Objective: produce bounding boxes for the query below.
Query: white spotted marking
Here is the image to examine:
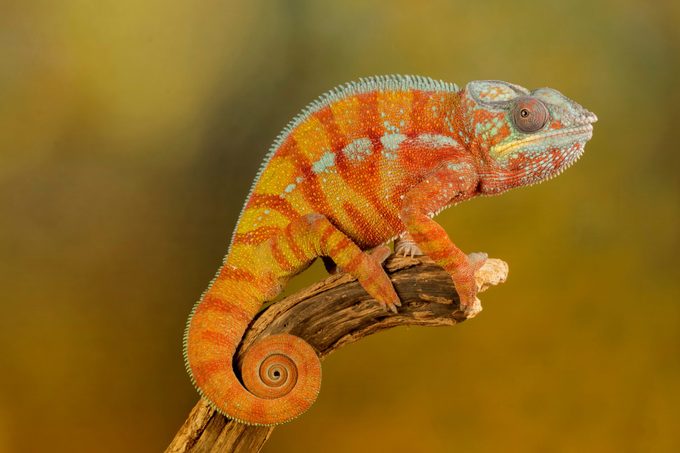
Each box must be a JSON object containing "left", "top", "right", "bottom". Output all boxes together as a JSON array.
[
  {"left": 380, "top": 133, "right": 407, "bottom": 151},
  {"left": 311, "top": 151, "right": 336, "bottom": 174},
  {"left": 342, "top": 138, "right": 373, "bottom": 161},
  {"left": 416, "top": 133, "right": 461, "bottom": 148},
  {"left": 447, "top": 162, "right": 472, "bottom": 175}
]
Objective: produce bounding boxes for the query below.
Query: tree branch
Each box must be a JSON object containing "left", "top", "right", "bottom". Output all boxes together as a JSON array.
[{"left": 165, "top": 255, "right": 508, "bottom": 453}]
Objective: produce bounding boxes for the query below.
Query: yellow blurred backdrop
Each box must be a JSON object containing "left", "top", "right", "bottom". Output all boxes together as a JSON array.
[{"left": 1, "top": 1, "right": 678, "bottom": 452}]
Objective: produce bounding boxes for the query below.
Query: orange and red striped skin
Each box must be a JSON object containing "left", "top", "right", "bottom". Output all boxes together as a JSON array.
[
  {"left": 184, "top": 76, "right": 597, "bottom": 425},
  {"left": 185, "top": 82, "right": 474, "bottom": 425}
]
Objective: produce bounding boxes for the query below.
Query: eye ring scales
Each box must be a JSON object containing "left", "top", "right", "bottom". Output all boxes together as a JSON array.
[{"left": 512, "top": 97, "right": 549, "bottom": 133}]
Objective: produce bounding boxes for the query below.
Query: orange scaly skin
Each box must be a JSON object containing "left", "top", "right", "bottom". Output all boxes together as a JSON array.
[{"left": 184, "top": 75, "right": 597, "bottom": 425}]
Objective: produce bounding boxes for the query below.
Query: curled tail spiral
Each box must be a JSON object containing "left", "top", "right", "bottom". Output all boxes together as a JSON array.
[{"left": 184, "top": 270, "right": 321, "bottom": 425}]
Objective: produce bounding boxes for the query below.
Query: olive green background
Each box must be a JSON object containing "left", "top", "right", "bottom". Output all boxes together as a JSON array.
[{"left": 1, "top": 1, "right": 678, "bottom": 452}]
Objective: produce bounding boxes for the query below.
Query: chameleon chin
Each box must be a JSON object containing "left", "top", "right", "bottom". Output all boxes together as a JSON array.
[{"left": 183, "top": 75, "right": 597, "bottom": 425}]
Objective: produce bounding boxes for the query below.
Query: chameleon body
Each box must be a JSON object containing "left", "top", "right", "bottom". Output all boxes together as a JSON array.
[{"left": 184, "top": 75, "right": 597, "bottom": 425}]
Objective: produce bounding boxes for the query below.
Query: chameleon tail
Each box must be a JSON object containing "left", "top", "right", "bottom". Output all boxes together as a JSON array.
[{"left": 183, "top": 268, "right": 321, "bottom": 425}]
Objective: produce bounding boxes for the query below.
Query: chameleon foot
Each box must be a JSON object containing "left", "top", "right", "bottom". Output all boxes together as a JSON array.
[
  {"left": 367, "top": 249, "right": 401, "bottom": 313},
  {"left": 452, "top": 252, "right": 488, "bottom": 317},
  {"left": 394, "top": 233, "right": 423, "bottom": 258},
  {"left": 378, "top": 298, "right": 401, "bottom": 314}
]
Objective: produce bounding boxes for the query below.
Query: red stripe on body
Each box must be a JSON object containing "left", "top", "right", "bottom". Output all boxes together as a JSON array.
[
  {"left": 315, "top": 106, "right": 356, "bottom": 220},
  {"left": 342, "top": 202, "right": 384, "bottom": 247},
  {"left": 217, "top": 266, "right": 258, "bottom": 285},
  {"left": 319, "top": 99, "right": 397, "bottom": 238},
  {"left": 198, "top": 294, "right": 253, "bottom": 324},
  {"left": 408, "top": 89, "right": 435, "bottom": 134},
  {"left": 232, "top": 226, "right": 282, "bottom": 246},
  {"left": 247, "top": 194, "right": 301, "bottom": 221},
  {"left": 286, "top": 136, "right": 336, "bottom": 220},
  {"left": 314, "top": 107, "right": 347, "bottom": 151},
  {"left": 270, "top": 236, "right": 295, "bottom": 272},
  {"left": 191, "top": 358, "right": 231, "bottom": 384},
  {"left": 197, "top": 330, "right": 231, "bottom": 347},
  {"left": 352, "top": 91, "right": 403, "bottom": 231},
  {"left": 283, "top": 224, "right": 309, "bottom": 263}
]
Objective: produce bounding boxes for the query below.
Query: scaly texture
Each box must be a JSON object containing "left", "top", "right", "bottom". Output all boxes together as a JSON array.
[{"left": 184, "top": 75, "right": 597, "bottom": 425}]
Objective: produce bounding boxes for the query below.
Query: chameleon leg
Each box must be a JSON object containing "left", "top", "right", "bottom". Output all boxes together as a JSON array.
[
  {"left": 368, "top": 245, "right": 392, "bottom": 264},
  {"left": 400, "top": 161, "right": 487, "bottom": 315},
  {"left": 401, "top": 211, "right": 487, "bottom": 315},
  {"left": 287, "top": 213, "right": 401, "bottom": 312},
  {"left": 322, "top": 245, "right": 391, "bottom": 275}
]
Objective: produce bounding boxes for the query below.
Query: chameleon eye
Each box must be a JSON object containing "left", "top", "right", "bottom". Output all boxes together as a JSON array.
[{"left": 512, "top": 97, "right": 549, "bottom": 133}]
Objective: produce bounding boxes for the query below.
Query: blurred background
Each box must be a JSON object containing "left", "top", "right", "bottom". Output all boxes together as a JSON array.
[{"left": 1, "top": 0, "right": 678, "bottom": 451}]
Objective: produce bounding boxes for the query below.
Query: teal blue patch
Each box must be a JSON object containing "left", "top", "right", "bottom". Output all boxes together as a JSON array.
[{"left": 476, "top": 115, "right": 506, "bottom": 137}]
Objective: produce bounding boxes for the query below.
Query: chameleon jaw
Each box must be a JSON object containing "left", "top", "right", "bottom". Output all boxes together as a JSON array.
[{"left": 491, "top": 123, "right": 594, "bottom": 160}]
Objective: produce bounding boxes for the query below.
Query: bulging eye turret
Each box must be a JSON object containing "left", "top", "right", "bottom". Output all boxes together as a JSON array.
[{"left": 511, "top": 97, "right": 549, "bottom": 133}]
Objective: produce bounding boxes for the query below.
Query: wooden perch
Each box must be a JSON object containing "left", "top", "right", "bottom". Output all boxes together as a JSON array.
[{"left": 165, "top": 255, "right": 508, "bottom": 453}]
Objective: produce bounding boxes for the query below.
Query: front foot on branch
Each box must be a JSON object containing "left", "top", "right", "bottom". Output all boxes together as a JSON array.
[{"left": 452, "top": 252, "right": 488, "bottom": 318}]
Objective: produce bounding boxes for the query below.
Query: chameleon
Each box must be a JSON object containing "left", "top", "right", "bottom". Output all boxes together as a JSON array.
[{"left": 184, "top": 75, "right": 597, "bottom": 425}]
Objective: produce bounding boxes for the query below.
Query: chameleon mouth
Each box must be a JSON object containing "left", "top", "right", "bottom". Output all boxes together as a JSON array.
[
  {"left": 492, "top": 123, "right": 594, "bottom": 159},
  {"left": 481, "top": 120, "right": 595, "bottom": 195}
]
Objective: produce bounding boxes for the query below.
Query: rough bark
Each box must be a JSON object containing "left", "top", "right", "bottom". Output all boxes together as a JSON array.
[{"left": 165, "top": 255, "right": 508, "bottom": 453}]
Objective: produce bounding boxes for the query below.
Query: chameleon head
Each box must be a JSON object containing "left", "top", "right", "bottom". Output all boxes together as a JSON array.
[{"left": 461, "top": 80, "right": 597, "bottom": 194}]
